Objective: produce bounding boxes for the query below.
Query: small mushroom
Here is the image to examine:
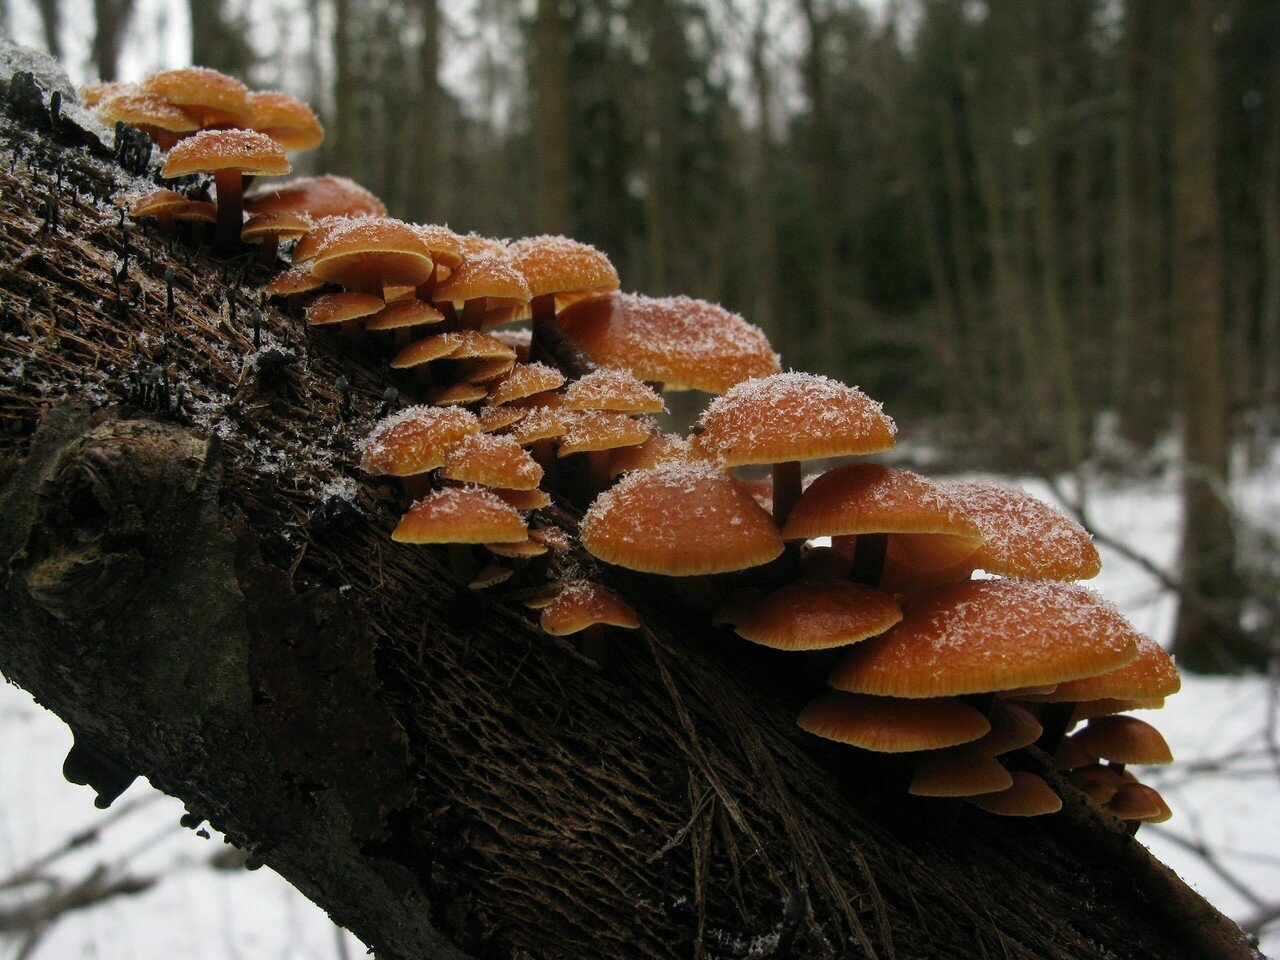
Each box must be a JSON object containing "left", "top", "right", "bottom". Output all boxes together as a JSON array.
[
  {"left": 968, "top": 772, "right": 1062, "bottom": 817},
  {"left": 1071, "top": 716, "right": 1173, "bottom": 767},
  {"left": 907, "top": 744, "right": 1013, "bottom": 798}
]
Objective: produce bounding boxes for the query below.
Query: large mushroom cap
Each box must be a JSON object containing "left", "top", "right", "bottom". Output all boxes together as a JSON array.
[
  {"left": 97, "top": 92, "right": 200, "bottom": 138},
  {"left": 580, "top": 462, "right": 783, "bottom": 576},
  {"left": 161, "top": 128, "right": 291, "bottom": 179},
  {"left": 562, "top": 367, "right": 665, "bottom": 414},
  {"left": 798, "top": 691, "right": 991, "bottom": 753},
  {"left": 558, "top": 293, "right": 780, "bottom": 393},
  {"left": 507, "top": 235, "right": 620, "bottom": 299},
  {"left": 731, "top": 579, "right": 902, "bottom": 651},
  {"left": 1037, "top": 632, "right": 1181, "bottom": 702},
  {"left": 692, "top": 373, "right": 896, "bottom": 466},
  {"left": 311, "top": 216, "right": 436, "bottom": 291},
  {"left": 968, "top": 772, "right": 1062, "bottom": 817},
  {"left": 359, "top": 405, "right": 480, "bottom": 477},
  {"left": 393, "top": 486, "right": 527, "bottom": 544},
  {"left": 141, "top": 66, "right": 251, "bottom": 127},
  {"left": 1072, "top": 716, "right": 1173, "bottom": 766},
  {"left": 247, "top": 90, "right": 325, "bottom": 152},
  {"left": 939, "top": 480, "right": 1101, "bottom": 581},
  {"left": 245, "top": 175, "right": 386, "bottom": 220},
  {"left": 441, "top": 433, "right": 543, "bottom": 490},
  {"left": 783, "top": 464, "right": 983, "bottom": 570},
  {"left": 540, "top": 580, "right": 640, "bottom": 636},
  {"left": 829, "top": 579, "right": 1140, "bottom": 698},
  {"left": 433, "top": 253, "right": 531, "bottom": 306}
]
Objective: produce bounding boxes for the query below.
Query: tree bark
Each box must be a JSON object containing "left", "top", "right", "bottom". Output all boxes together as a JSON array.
[
  {"left": 1168, "top": 0, "right": 1251, "bottom": 672},
  {"left": 0, "top": 56, "right": 1262, "bottom": 960}
]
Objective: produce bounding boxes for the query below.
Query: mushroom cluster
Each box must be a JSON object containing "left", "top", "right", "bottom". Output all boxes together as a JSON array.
[
  {"left": 91, "top": 67, "right": 325, "bottom": 248},
  {"left": 110, "top": 73, "right": 1181, "bottom": 825}
]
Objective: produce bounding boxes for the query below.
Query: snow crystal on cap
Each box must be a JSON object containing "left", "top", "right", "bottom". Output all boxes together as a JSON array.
[
  {"left": 938, "top": 480, "right": 1100, "bottom": 580},
  {"left": 695, "top": 372, "right": 896, "bottom": 465},
  {"left": 563, "top": 366, "right": 665, "bottom": 412},
  {"left": 358, "top": 404, "right": 478, "bottom": 473},
  {"left": 314, "top": 215, "right": 425, "bottom": 257},
  {"left": 507, "top": 235, "right": 619, "bottom": 296}
]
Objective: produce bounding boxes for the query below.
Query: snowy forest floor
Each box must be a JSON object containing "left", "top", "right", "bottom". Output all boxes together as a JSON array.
[{"left": 2, "top": 454, "right": 1278, "bottom": 960}]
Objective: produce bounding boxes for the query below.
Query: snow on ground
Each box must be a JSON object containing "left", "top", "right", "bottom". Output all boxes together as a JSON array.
[{"left": 1, "top": 465, "right": 1277, "bottom": 958}]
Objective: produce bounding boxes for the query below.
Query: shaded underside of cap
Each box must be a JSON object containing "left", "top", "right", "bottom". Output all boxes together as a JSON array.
[
  {"left": 540, "top": 580, "right": 640, "bottom": 635},
  {"left": 968, "top": 772, "right": 1062, "bottom": 816},
  {"left": 798, "top": 690, "right": 990, "bottom": 753},
  {"left": 908, "top": 744, "right": 1013, "bottom": 797},
  {"left": 392, "top": 486, "right": 528, "bottom": 544},
  {"left": 732, "top": 579, "right": 902, "bottom": 651}
]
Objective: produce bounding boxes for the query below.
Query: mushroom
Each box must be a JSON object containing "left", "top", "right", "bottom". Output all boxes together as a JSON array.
[
  {"left": 96, "top": 92, "right": 199, "bottom": 149},
  {"left": 562, "top": 367, "right": 665, "bottom": 414},
  {"left": 241, "top": 211, "right": 311, "bottom": 264},
  {"left": 161, "top": 129, "right": 291, "bottom": 247},
  {"left": 609, "top": 431, "right": 691, "bottom": 479},
  {"left": 80, "top": 80, "right": 133, "bottom": 108},
  {"left": 539, "top": 579, "right": 640, "bottom": 665},
  {"left": 440, "top": 433, "right": 543, "bottom": 491},
  {"left": 1108, "top": 782, "right": 1172, "bottom": 823},
  {"left": 359, "top": 404, "right": 480, "bottom": 498},
  {"left": 727, "top": 579, "right": 901, "bottom": 652},
  {"left": 580, "top": 462, "right": 783, "bottom": 576},
  {"left": 1068, "top": 765, "right": 1124, "bottom": 804},
  {"left": 310, "top": 216, "right": 436, "bottom": 299},
  {"left": 1054, "top": 737, "right": 1098, "bottom": 772},
  {"left": 364, "top": 298, "right": 446, "bottom": 349},
  {"left": 392, "top": 485, "right": 528, "bottom": 545},
  {"left": 469, "top": 564, "right": 514, "bottom": 590},
  {"left": 245, "top": 174, "right": 386, "bottom": 220},
  {"left": 828, "top": 580, "right": 1140, "bottom": 699},
  {"left": 304, "top": 292, "right": 384, "bottom": 332},
  {"left": 130, "top": 188, "right": 192, "bottom": 230},
  {"left": 140, "top": 66, "right": 253, "bottom": 128},
  {"left": 506, "top": 234, "right": 620, "bottom": 330},
  {"left": 492, "top": 488, "right": 552, "bottom": 511},
  {"left": 974, "top": 701, "right": 1043, "bottom": 755},
  {"left": 488, "top": 362, "right": 567, "bottom": 406},
  {"left": 477, "top": 406, "right": 527, "bottom": 433},
  {"left": 968, "top": 772, "right": 1062, "bottom": 817},
  {"left": 1071, "top": 716, "right": 1173, "bottom": 767},
  {"left": 412, "top": 225, "right": 466, "bottom": 295},
  {"left": 907, "top": 744, "right": 1014, "bottom": 798},
  {"left": 797, "top": 691, "right": 991, "bottom": 753},
  {"left": 430, "top": 252, "right": 530, "bottom": 328},
  {"left": 557, "top": 293, "right": 781, "bottom": 394},
  {"left": 246, "top": 90, "right": 325, "bottom": 152},
  {"left": 557, "top": 411, "right": 651, "bottom": 495},
  {"left": 428, "top": 383, "right": 489, "bottom": 407},
  {"left": 692, "top": 372, "right": 898, "bottom": 525}
]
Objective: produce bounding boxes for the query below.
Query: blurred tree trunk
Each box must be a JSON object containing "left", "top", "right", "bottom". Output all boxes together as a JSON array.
[
  {"left": 1256, "top": 81, "right": 1280, "bottom": 465},
  {"left": 187, "top": 0, "right": 252, "bottom": 76},
  {"left": 532, "top": 0, "right": 572, "bottom": 235},
  {"left": 329, "top": 0, "right": 358, "bottom": 179},
  {"left": 33, "top": 0, "right": 61, "bottom": 62},
  {"left": 89, "top": 0, "right": 133, "bottom": 82},
  {"left": 413, "top": 0, "right": 443, "bottom": 222},
  {"left": 634, "top": 0, "right": 679, "bottom": 295},
  {"left": 798, "top": 0, "right": 841, "bottom": 374},
  {"left": 1169, "top": 0, "right": 1252, "bottom": 671},
  {"left": 746, "top": 8, "right": 779, "bottom": 349},
  {"left": 1115, "top": 0, "right": 1166, "bottom": 451}
]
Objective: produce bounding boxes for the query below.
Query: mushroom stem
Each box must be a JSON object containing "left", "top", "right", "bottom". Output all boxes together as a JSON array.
[
  {"left": 461, "top": 297, "right": 486, "bottom": 331},
  {"left": 212, "top": 169, "right": 244, "bottom": 250},
  {"left": 848, "top": 533, "right": 888, "bottom": 588},
  {"left": 586, "top": 450, "right": 612, "bottom": 498},
  {"left": 402, "top": 474, "right": 433, "bottom": 501},
  {"left": 772, "top": 460, "right": 802, "bottom": 525},
  {"left": 579, "top": 624, "right": 610, "bottom": 669},
  {"left": 256, "top": 234, "right": 280, "bottom": 266},
  {"left": 447, "top": 544, "right": 477, "bottom": 584},
  {"left": 1035, "top": 701, "right": 1076, "bottom": 754}
]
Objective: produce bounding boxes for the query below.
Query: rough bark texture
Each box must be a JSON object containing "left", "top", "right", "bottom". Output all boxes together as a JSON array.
[{"left": 0, "top": 52, "right": 1262, "bottom": 960}]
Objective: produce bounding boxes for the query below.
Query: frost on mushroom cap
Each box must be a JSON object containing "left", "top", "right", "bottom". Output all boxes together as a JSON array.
[
  {"left": 413, "top": 225, "right": 466, "bottom": 270},
  {"left": 304, "top": 292, "right": 383, "bottom": 327},
  {"left": 488, "top": 363, "right": 567, "bottom": 406},
  {"left": 732, "top": 579, "right": 902, "bottom": 651},
  {"left": 246, "top": 175, "right": 386, "bottom": 220},
  {"left": 562, "top": 367, "right": 665, "bottom": 414},
  {"left": 540, "top": 580, "right": 640, "bottom": 636},
  {"left": 829, "top": 579, "right": 1141, "bottom": 698},
  {"left": 798, "top": 690, "right": 991, "bottom": 753},
  {"left": 432, "top": 253, "right": 531, "bottom": 305},
  {"left": 365, "top": 298, "right": 445, "bottom": 331},
  {"left": 508, "top": 407, "right": 569, "bottom": 444},
  {"left": 908, "top": 744, "right": 1013, "bottom": 798},
  {"left": 558, "top": 293, "right": 781, "bottom": 393},
  {"left": 580, "top": 462, "right": 784, "bottom": 576},
  {"left": 968, "top": 772, "right": 1062, "bottom": 817},
  {"left": 392, "top": 486, "right": 528, "bottom": 544},
  {"left": 477, "top": 406, "right": 527, "bottom": 433},
  {"left": 81, "top": 80, "right": 133, "bottom": 107},
  {"left": 460, "top": 233, "right": 510, "bottom": 258},
  {"left": 359, "top": 405, "right": 480, "bottom": 477},
  {"left": 311, "top": 216, "right": 436, "bottom": 289},
  {"left": 1072, "top": 715, "right": 1173, "bottom": 766},
  {"left": 610, "top": 431, "right": 691, "bottom": 478},
  {"left": 557, "top": 411, "right": 651, "bottom": 457},
  {"left": 247, "top": 90, "right": 325, "bottom": 152},
  {"left": 693, "top": 373, "right": 896, "bottom": 466},
  {"left": 1038, "top": 631, "right": 1180, "bottom": 702},
  {"left": 782, "top": 464, "right": 982, "bottom": 566},
  {"left": 441, "top": 433, "right": 544, "bottom": 490},
  {"left": 938, "top": 480, "right": 1101, "bottom": 581},
  {"left": 507, "top": 235, "right": 620, "bottom": 298},
  {"left": 97, "top": 93, "right": 200, "bottom": 134},
  {"left": 161, "top": 129, "right": 291, "bottom": 178},
  {"left": 141, "top": 66, "right": 251, "bottom": 126}
]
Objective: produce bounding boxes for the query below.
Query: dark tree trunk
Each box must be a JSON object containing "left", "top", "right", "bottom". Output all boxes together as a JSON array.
[
  {"left": 89, "top": 0, "right": 134, "bottom": 82},
  {"left": 532, "top": 0, "right": 572, "bottom": 235},
  {"left": 0, "top": 54, "right": 1261, "bottom": 960},
  {"left": 187, "top": 0, "right": 253, "bottom": 76}
]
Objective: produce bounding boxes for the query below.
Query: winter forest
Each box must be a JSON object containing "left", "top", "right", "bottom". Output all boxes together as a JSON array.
[{"left": 0, "top": 0, "right": 1278, "bottom": 957}]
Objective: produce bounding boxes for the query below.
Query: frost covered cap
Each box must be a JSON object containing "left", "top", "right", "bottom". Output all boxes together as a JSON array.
[
  {"left": 141, "top": 66, "right": 252, "bottom": 127},
  {"left": 432, "top": 253, "right": 531, "bottom": 308},
  {"left": 730, "top": 579, "right": 901, "bottom": 651},
  {"left": 1035, "top": 631, "right": 1180, "bottom": 702},
  {"left": 692, "top": 373, "right": 896, "bottom": 466},
  {"left": 246, "top": 175, "right": 386, "bottom": 220},
  {"left": 311, "top": 216, "right": 436, "bottom": 291},
  {"left": 938, "top": 480, "right": 1101, "bottom": 581},
  {"left": 562, "top": 367, "right": 665, "bottom": 414},
  {"left": 414, "top": 224, "right": 466, "bottom": 270},
  {"left": 580, "top": 462, "right": 783, "bottom": 576},
  {"left": 507, "top": 235, "right": 620, "bottom": 299},
  {"left": 609, "top": 431, "right": 691, "bottom": 479},
  {"left": 304, "top": 292, "right": 383, "bottom": 327},
  {"left": 540, "top": 581, "right": 640, "bottom": 636},
  {"left": 247, "top": 90, "right": 324, "bottom": 152},
  {"left": 557, "top": 411, "right": 651, "bottom": 457},
  {"left": 393, "top": 486, "right": 527, "bottom": 544},
  {"left": 161, "top": 128, "right": 291, "bottom": 179},
  {"left": 488, "top": 363, "right": 566, "bottom": 406},
  {"left": 829, "top": 579, "right": 1141, "bottom": 698},
  {"left": 359, "top": 405, "right": 480, "bottom": 477},
  {"left": 97, "top": 93, "right": 199, "bottom": 146},
  {"left": 798, "top": 691, "right": 990, "bottom": 753},
  {"left": 557, "top": 293, "right": 780, "bottom": 393},
  {"left": 441, "top": 433, "right": 543, "bottom": 490},
  {"left": 242, "top": 211, "right": 311, "bottom": 245}
]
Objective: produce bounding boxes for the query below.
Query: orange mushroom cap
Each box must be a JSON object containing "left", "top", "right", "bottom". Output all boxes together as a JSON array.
[
  {"left": 507, "top": 408, "right": 570, "bottom": 445},
  {"left": 1039, "top": 633, "right": 1181, "bottom": 702},
  {"left": 492, "top": 487, "right": 552, "bottom": 510},
  {"left": 798, "top": 691, "right": 990, "bottom": 753},
  {"left": 97, "top": 92, "right": 200, "bottom": 138},
  {"left": 731, "top": 580, "right": 902, "bottom": 651},
  {"left": 1070, "top": 697, "right": 1165, "bottom": 723},
  {"left": 311, "top": 216, "right": 436, "bottom": 291},
  {"left": 441, "top": 433, "right": 543, "bottom": 490},
  {"left": 829, "top": 579, "right": 1140, "bottom": 699},
  {"left": 507, "top": 235, "right": 620, "bottom": 299},
  {"left": 429, "top": 383, "right": 489, "bottom": 407},
  {"left": 414, "top": 224, "right": 466, "bottom": 271},
  {"left": 365, "top": 298, "right": 446, "bottom": 332},
  {"left": 130, "top": 188, "right": 191, "bottom": 220},
  {"left": 558, "top": 293, "right": 780, "bottom": 393},
  {"left": 477, "top": 406, "right": 527, "bottom": 433},
  {"left": 1068, "top": 765, "right": 1123, "bottom": 804},
  {"left": 1108, "top": 782, "right": 1170, "bottom": 821},
  {"left": 245, "top": 175, "right": 386, "bottom": 220},
  {"left": 161, "top": 128, "right": 291, "bottom": 179},
  {"left": 393, "top": 486, "right": 528, "bottom": 544},
  {"left": 1071, "top": 716, "right": 1173, "bottom": 766},
  {"left": 939, "top": 480, "right": 1101, "bottom": 581},
  {"left": 557, "top": 411, "right": 652, "bottom": 457},
  {"left": 141, "top": 66, "right": 251, "bottom": 127},
  {"left": 246, "top": 89, "right": 325, "bottom": 152},
  {"left": 908, "top": 744, "right": 1014, "bottom": 797},
  {"left": 488, "top": 362, "right": 567, "bottom": 406},
  {"left": 304, "top": 292, "right": 383, "bottom": 327},
  {"left": 562, "top": 367, "right": 665, "bottom": 414},
  {"left": 692, "top": 373, "right": 896, "bottom": 466},
  {"left": 359, "top": 405, "right": 480, "bottom": 477},
  {"left": 975, "top": 701, "right": 1043, "bottom": 755},
  {"left": 540, "top": 580, "right": 640, "bottom": 635},
  {"left": 242, "top": 211, "right": 311, "bottom": 245},
  {"left": 580, "top": 462, "right": 783, "bottom": 576},
  {"left": 80, "top": 80, "right": 133, "bottom": 108},
  {"left": 968, "top": 772, "right": 1062, "bottom": 817},
  {"left": 432, "top": 252, "right": 531, "bottom": 306}
]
